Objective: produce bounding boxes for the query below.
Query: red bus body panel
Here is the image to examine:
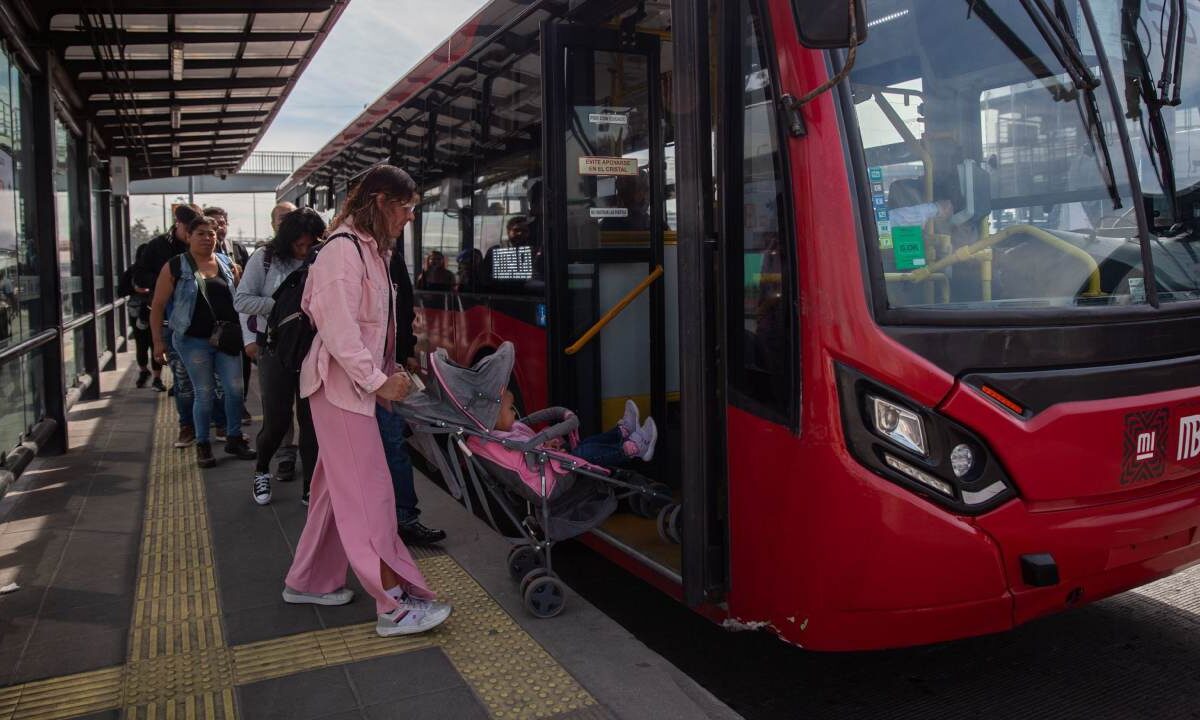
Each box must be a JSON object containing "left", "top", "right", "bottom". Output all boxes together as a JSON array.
[{"left": 409, "top": 0, "right": 1200, "bottom": 652}]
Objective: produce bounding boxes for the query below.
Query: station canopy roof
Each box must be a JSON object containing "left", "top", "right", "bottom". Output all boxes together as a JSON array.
[
  {"left": 43, "top": 1, "right": 347, "bottom": 180},
  {"left": 276, "top": 0, "right": 569, "bottom": 200}
]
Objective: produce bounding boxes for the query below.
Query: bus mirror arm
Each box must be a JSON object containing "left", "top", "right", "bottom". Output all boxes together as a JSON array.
[{"left": 779, "top": 94, "right": 808, "bottom": 138}]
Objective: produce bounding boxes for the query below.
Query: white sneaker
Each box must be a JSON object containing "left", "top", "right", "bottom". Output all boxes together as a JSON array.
[
  {"left": 618, "top": 399, "right": 640, "bottom": 438},
  {"left": 376, "top": 596, "right": 452, "bottom": 637},
  {"left": 631, "top": 417, "right": 658, "bottom": 462},
  {"left": 282, "top": 585, "right": 354, "bottom": 606},
  {"left": 252, "top": 473, "right": 272, "bottom": 506}
]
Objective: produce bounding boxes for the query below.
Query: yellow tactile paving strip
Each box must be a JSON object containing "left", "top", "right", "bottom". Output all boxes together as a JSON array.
[{"left": 0, "top": 389, "right": 602, "bottom": 720}]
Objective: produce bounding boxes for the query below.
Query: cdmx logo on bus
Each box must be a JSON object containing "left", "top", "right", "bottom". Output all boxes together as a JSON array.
[{"left": 1121, "top": 407, "right": 1200, "bottom": 485}]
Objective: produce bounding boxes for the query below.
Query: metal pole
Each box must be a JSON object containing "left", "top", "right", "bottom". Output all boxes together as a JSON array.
[{"left": 187, "top": 174, "right": 194, "bottom": 204}]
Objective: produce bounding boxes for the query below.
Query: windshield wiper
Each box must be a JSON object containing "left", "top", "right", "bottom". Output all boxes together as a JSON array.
[
  {"left": 966, "top": 0, "right": 1122, "bottom": 209},
  {"left": 1055, "top": 0, "right": 1123, "bottom": 210},
  {"left": 1080, "top": 0, "right": 1159, "bottom": 306},
  {"left": 1121, "top": 4, "right": 1180, "bottom": 226},
  {"left": 1158, "top": 0, "right": 1186, "bottom": 107},
  {"left": 1019, "top": 0, "right": 1100, "bottom": 90}
]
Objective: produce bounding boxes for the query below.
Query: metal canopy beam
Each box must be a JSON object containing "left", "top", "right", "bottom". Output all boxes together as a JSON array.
[
  {"left": 67, "top": 58, "right": 299, "bottom": 74},
  {"left": 127, "top": 110, "right": 269, "bottom": 125},
  {"left": 52, "top": 31, "right": 316, "bottom": 46},
  {"left": 90, "top": 97, "right": 278, "bottom": 111},
  {"left": 42, "top": 0, "right": 332, "bottom": 16},
  {"left": 80, "top": 77, "right": 289, "bottom": 94},
  {"left": 129, "top": 172, "right": 290, "bottom": 195},
  {"left": 105, "top": 122, "right": 261, "bottom": 139}
]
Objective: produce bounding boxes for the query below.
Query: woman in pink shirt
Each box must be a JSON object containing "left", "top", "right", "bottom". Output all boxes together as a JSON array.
[{"left": 282, "top": 165, "right": 451, "bottom": 637}]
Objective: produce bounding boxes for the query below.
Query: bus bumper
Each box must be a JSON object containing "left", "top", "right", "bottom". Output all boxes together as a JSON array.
[{"left": 976, "top": 481, "right": 1200, "bottom": 627}]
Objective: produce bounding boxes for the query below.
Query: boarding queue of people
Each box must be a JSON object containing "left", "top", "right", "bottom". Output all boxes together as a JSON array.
[{"left": 128, "top": 165, "right": 453, "bottom": 637}]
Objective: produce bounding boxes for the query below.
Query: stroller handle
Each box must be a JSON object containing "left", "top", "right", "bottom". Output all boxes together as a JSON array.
[{"left": 514, "top": 407, "right": 579, "bottom": 452}]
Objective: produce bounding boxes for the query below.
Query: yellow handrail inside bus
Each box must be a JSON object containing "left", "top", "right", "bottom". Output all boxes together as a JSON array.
[
  {"left": 565, "top": 265, "right": 664, "bottom": 356},
  {"left": 909, "top": 224, "right": 1101, "bottom": 297}
]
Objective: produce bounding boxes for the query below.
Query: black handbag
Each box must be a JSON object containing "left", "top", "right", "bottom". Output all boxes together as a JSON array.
[{"left": 185, "top": 253, "right": 243, "bottom": 356}]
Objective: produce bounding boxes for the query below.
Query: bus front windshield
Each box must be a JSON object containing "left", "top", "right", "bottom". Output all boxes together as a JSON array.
[{"left": 848, "top": 0, "right": 1200, "bottom": 315}]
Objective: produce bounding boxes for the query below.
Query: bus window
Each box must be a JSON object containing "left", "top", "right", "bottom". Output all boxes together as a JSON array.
[
  {"left": 847, "top": 0, "right": 1200, "bottom": 312},
  {"left": 725, "top": 0, "right": 797, "bottom": 427},
  {"left": 416, "top": 198, "right": 461, "bottom": 292}
]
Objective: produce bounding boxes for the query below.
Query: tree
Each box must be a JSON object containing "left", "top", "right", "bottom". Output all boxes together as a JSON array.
[{"left": 130, "top": 218, "right": 152, "bottom": 249}]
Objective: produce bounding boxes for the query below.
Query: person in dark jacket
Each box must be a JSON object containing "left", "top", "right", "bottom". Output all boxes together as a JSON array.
[
  {"left": 134, "top": 203, "right": 227, "bottom": 447},
  {"left": 375, "top": 247, "right": 446, "bottom": 545},
  {"left": 205, "top": 205, "right": 253, "bottom": 425},
  {"left": 128, "top": 242, "right": 164, "bottom": 389}
]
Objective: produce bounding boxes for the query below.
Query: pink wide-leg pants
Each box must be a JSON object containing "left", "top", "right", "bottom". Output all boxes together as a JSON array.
[{"left": 285, "top": 388, "right": 434, "bottom": 614}]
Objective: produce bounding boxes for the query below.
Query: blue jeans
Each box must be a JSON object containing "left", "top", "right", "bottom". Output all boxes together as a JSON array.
[
  {"left": 164, "top": 327, "right": 225, "bottom": 429},
  {"left": 173, "top": 333, "right": 243, "bottom": 444},
  {"left": 376, "top": 403, "right": 419, "bottom": 524},
  {"left": 573, "top": 428, "right": 630, "bottom": 468}
]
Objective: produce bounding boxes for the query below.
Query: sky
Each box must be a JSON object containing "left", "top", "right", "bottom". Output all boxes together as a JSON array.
[
  {"left": 129, "top": 0, "right": 488, "bottom": 243},
  {"left": 255, "top": 0, "right": 489, "bottom": 154}
]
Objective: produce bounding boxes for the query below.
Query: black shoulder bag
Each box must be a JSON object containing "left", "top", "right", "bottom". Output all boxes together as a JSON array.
[{"left": 184, "top": 253, "right": 243, "bottom": 356}]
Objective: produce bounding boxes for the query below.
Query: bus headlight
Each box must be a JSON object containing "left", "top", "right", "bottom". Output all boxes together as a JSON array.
[
  {"left": 837, "top": 364, "right": 1017, "bottom": 515},
  {"left": 869, "top": 395, "right": 927, "bottom": 456},
  {"left": 950, "top": 444, "right": 975, "bottom": 478}
]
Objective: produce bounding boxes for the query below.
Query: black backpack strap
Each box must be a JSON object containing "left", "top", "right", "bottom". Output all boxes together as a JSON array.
[
  {"left": 324, "top": 231, "right": 364, "bottom": 261},
  {"left": 262, "top": 246, "right": 274, "bottom": 276}
]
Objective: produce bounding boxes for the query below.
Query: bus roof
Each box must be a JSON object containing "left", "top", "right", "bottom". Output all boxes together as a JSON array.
[{"left": 277, "top": 0, "right": 560, "bottom": 198}]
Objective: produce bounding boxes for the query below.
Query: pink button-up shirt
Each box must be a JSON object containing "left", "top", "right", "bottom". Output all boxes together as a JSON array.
[{"left": 299, "top": 220, "right": 396, "bottom": 416}]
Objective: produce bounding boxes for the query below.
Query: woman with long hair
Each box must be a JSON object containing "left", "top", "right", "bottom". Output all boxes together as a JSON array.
[
  {"left": 149, "top": 216, "right": 257, "bottom": 469},
  {"left": 281, "top": 165, "right": 451, "bottom": 636},
  {"left": 234, "top": 207, "right": 327, "bottom": 506}
]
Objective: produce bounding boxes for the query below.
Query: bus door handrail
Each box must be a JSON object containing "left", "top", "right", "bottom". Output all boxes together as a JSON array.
[{"left": 565, "top": 265, "right": 664, "bottom": 356}]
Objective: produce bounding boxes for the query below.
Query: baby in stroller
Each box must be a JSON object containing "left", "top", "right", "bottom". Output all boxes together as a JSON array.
[
  {"left": 399, "top": 342, "right": 672, "bottom": 618},
  {"left": 493, "top": 392, "right": 659, "bottom": 468}
]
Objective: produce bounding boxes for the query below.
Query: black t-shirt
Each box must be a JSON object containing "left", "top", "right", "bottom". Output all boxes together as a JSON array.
[{"left": 170, "top": 255, "right": 238, "bottom": 339}]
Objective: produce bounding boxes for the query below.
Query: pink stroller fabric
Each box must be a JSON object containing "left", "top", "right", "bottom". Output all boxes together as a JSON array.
[{"left": 466, "top": 424, "right": 608, "bottom": 500}]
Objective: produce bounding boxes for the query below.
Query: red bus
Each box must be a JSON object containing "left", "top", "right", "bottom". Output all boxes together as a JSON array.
[{"left": 278, "top": 0, "right": 1200, "bottom": 650}]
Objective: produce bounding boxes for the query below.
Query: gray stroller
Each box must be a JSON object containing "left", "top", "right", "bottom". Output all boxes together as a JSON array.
[{"left": 399, "top": 341, "right": 673, "bottom": 618}]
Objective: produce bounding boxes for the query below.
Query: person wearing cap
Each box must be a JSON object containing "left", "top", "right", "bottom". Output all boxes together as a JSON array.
[{"left": 134, "top": 202, "right": 227, "bottom": 448}]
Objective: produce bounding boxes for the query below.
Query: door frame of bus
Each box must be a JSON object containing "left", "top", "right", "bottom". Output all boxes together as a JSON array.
[
  {"left": 541, "top": 21, "right": 668, "bottom": 460},
  {"left": 671, "top": 0, "right": 729, "bottom": 606}
]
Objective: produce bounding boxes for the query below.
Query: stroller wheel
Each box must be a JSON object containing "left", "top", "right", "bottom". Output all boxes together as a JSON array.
[
  {"left": 520, "top": 567, "right": 553, "bottom": 596},
  {"left": 629, "top": 483, "right": 671, "bottom": 518},
  {"left": 657, "top": 503, "right": 683, "bottom": 545},
  {"left": 523, "top": 576, "right": 566, "bottom": 618},
  {"left": 507, "top": 545, "right": 543, "bottom": 581}
]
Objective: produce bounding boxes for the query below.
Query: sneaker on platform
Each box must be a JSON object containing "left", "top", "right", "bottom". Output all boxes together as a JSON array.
[
  {"left": 282, "top": 585, "right": 353, "bottom": 606},
  {"left": 252, "top": 472, "right": 272, "bottom": 505},
  {"left": 136, "top": 369, "right": 151, "bottom": 388},
  {"left": 151, "top": 377, "right": 166, "bottom": 392},
  {"left": 399, "top": 520, "right": 447, "bottom": 546},
  {"left": 376, "top": 597, "right": 452, "bottom": 637}
]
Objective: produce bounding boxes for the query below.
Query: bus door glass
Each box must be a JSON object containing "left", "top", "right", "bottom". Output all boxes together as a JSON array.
[{"left": 543, "top": 24, "right": 671, "bottom": 466}]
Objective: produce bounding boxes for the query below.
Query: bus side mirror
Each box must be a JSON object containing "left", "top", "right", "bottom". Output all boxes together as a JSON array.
[{"left": 792, "top": 0, "right": 869, "bottom": 49}]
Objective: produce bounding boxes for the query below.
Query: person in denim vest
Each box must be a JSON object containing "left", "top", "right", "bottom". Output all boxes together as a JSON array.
[{"left": 150, "top": 216, "right": 258, "bottom": 469}]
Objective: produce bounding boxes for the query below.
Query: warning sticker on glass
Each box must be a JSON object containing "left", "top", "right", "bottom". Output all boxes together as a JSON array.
[
  {"left": 589, "top": 113, "right": 628, "bottom": 125},
  {"left": 589, "top": 207, "right": 630, "bottom": 218},
  {"left": 892, "top": 225, "right": 926, "bottom": 270},
  {"left": 579, "top": 156, "right": 639, "bottom": 176}
]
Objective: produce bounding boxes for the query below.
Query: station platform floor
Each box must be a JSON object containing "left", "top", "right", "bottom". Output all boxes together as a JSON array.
[{"left": 0, "top": 352, "right": 741, "bottom": 720}]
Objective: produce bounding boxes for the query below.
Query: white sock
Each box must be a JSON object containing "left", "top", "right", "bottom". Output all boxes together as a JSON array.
[{"left": 385, "top": 585, "right": 405, "bottom": 602}]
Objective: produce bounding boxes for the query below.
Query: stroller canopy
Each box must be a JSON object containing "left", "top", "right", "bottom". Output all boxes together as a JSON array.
[{"left": 401, "top": 341, "right": 514, "bottom": 431}]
